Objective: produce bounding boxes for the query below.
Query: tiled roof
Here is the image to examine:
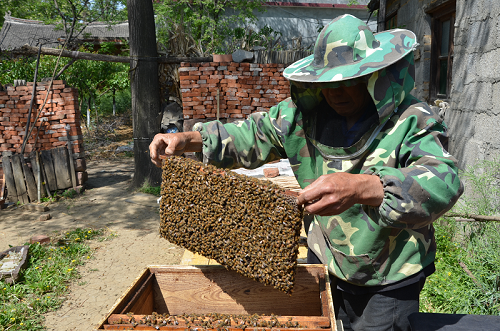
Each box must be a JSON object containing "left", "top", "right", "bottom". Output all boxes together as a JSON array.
[{"left": 0, "top": 15, "right": 128, "bottom": 51}]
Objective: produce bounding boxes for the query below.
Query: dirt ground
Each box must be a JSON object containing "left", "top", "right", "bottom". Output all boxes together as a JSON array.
[{"left": 0, "top": 156, "right": 185, "bottom": 330}]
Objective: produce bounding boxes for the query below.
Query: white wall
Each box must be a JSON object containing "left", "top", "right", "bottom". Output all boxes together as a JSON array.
[{"left": 226, "top": 2, "right": 376, "bottom": 50}]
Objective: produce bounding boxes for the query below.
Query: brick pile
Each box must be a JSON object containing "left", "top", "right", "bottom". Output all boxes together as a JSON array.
[
  {"left": 179, "top": 62, "right": 291, "bottom": 121},
  {"left": 0, "top": 80, "right": 87, "bottom": 185}
]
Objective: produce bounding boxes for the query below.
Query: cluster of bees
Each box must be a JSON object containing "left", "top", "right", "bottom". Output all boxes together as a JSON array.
[
  {"left": 159, "top": 156, "right": 303, "bottom": 294},
  {"left": 118, "top": 312, "right": 303, "bottom": 329}
]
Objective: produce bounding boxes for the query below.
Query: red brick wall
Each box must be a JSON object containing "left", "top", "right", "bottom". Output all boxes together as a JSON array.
[
  {"left": 179, "top": 62, "right": 291, "bottom": 122},
  {"left": 0, "top": 80, "right": 83, "bottom": 157},
  {"left": 0, "top": 80, "right": 87, "bottom": 187}
]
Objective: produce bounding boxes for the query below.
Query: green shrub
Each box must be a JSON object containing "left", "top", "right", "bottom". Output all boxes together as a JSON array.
[{"left": 421, "top": 158, "right": 500, "bottom": 315}]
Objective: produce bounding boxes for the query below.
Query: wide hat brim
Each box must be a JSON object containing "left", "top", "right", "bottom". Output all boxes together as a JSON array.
[{"left": 283, "top": 29, "right": 417, "bottom": 83}]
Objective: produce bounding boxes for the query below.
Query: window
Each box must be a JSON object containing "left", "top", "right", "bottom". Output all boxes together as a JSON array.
[{"left": 427, "top": 1, "right": 456, "bottom": 100}]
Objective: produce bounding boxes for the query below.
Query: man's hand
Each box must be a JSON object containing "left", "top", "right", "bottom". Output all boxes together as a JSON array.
[
  {"left": 296, "top": 173, "right": 384, "bottom": 216},
  {"left": 149, "top": 131, "right": 203, "bottom": 167}
]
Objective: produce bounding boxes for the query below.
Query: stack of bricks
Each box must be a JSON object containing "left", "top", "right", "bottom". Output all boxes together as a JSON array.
[
  {"left": 179, "top": 62, "right": 291, "bottom": 123},
  {"left": 0, "top": 80, "right": 87, "bottom": 185}
]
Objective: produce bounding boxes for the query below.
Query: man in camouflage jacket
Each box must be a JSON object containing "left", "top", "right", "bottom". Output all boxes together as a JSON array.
[{"left": 150, "top": 15, "right": 463, "bottom": 331}]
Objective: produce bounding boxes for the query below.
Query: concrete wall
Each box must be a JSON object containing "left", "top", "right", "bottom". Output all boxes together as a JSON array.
[
  {"left": 446, "top": 0, "right": 500, "bottom": 168},
  {"left": 387, "top": 0, "right": 500, "bottom": 170}
]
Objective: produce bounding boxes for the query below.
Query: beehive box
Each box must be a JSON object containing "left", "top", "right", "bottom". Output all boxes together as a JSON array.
[{"left": 97, "top": 265, "right": 337, "bottom": 331}]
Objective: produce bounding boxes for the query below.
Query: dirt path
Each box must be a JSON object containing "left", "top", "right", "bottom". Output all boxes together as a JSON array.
[{"left": 0, "top": 157, "right": 184, "bottom": 330}]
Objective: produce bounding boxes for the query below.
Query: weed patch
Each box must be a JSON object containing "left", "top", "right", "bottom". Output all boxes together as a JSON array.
[
  {"left": 421, "top": 158, "right": 500, "bottom": 315},
  {"left": 139, "top": 180, "right": 161, "bottom": 197},
  {"left": 0, "top": 228, "right": 111, "bottom": 330}
]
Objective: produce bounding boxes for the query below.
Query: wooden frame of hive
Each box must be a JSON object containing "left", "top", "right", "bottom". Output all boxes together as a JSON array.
[
  {"left": 159, "top": 156, "right": 303, "bottom": 294},
  {"left": 96, "top": 265, "right": 337, "bottom": 331}
]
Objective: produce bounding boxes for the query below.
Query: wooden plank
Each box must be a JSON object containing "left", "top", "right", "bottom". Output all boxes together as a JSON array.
[
  {"left": 1, "top": 155, "right": 18, "bottom": 201},
  {"left": 21, "top": 155, "right": 37, "bottom": 202},
  {"left": 325, "top": 271, "right": 336, "bottom": 331},
  {"left": 65, "top": 130, "right": 77, "bottom": 189},
  {"left": 120, "top": 273, "right": 154, "bottom": 315},
  {"left": 29, "top": 152, "right": 46, "bottom": 198},
  {"left": 149, "top": 265, "right": 322, "bottom": 316},
  {"left": 10, "top": 154, "right": 29, "bottom": 204},
  {"left": 52, "top": 147, "right": 72, "bottom": 190},
  {"left": 107, "top": 315, "right": 331, "bottom": 328},
  {"left": 103, "top": 325, "right": 327, "bottom": 331},
  {"left": 97, "top": 268, "right": 152, "bottom": 330},
  {"left": 1, "top": 173, "right": 5, "bottom": 200},
  {"left": 40, "top": 150, "right": 57, "bottom": 192}
]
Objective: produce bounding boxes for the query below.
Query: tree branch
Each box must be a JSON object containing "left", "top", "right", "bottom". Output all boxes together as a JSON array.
[
  {"left": 15, "top": 45, "right": 213, "bottom": 63},
  {"left": 444, "top": 212, "right": 500, "bottom": 222},
  {"left": 54, "top": 58, "right": 78, "bottom": 80}
]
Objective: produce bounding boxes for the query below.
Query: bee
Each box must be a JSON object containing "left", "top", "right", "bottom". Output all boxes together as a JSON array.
[{"left": 160, "top": 156, "right": 303, "bottom": 294}]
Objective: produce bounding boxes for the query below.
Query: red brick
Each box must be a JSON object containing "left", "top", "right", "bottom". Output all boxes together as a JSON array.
[
  {"left": 19, "top": 94, "right": 33, "bottom": 101},
  {"left": 262, "top": 103, "right": 275, "bottom": 107},
  {"left": 263, "top": 167, "right": 280, "bottom": 178},
  {"left": 30, "top": 235, "right": 51, "bottom": 244},
  {"left": 184, "top": 101, "right": 202, "bottom": 107},
  {"left": 52, "top": 141, "right": 67, "bottom": 147}
]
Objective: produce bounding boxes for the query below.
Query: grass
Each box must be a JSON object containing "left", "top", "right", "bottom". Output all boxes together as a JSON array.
[
  {"left": 139, "top": 180, "right": 161, "bottom": 197},
  {"left": 0, "top": 228, "right": 110, "bottom": 330},
  {"left": 421, "top": 220, "right": 500, "bottom": 314},
  {"left": 420, "top": 159, "right": 500, "bottom": 315}
]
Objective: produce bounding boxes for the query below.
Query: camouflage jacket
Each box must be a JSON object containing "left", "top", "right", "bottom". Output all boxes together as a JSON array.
[{"left": 193, "top": 54, "right": 464, "bottom": 286}]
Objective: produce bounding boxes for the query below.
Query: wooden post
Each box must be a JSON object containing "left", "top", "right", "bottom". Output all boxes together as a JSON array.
[
  {"left": 11, "top": 154, "right": 29, "bottom": 204},
  {"left": 66, "top": 125, "right": 77, "bottom": 189},
  {"left": 21, "top": 156, "right": 38, "bottom": 202},
  {"left": 377, "top": 0, "right": 387, "bottom": 32},
  {"left": 2, "top": 154, "right": 18, "bottom": 202},
  {"left": 40, "top": 150, "right": 57, "bottom": 192}
]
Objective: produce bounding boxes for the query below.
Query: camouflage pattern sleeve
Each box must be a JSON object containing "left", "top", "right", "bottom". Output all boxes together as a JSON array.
[
  {"left": 363, "top": 105, "right": 464, "bottom": 229},
  {"left": 193, "top": 99, "right": 297, "bottom": 169}
]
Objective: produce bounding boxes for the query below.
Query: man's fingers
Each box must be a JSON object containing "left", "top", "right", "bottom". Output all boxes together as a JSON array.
[
  {"left": 303, "top": 199, "right": 330, "bottom": 215},
  {"left": 297, "top": 184, "right": 323, "bottom": 206}
]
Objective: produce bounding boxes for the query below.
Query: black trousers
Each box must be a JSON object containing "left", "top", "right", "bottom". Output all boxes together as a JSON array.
[{"left": 307, "top": 250, "right": 423, "bottom": 331}]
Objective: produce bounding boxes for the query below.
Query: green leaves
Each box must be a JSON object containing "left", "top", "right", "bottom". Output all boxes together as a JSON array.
[{"left": 154, "top": 0, "right": 269, "bottom": 55}]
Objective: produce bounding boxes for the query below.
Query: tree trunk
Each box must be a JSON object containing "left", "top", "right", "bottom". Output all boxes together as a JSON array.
[{"left": 127, "top": 0, "right": 162, "bottom": 187}]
